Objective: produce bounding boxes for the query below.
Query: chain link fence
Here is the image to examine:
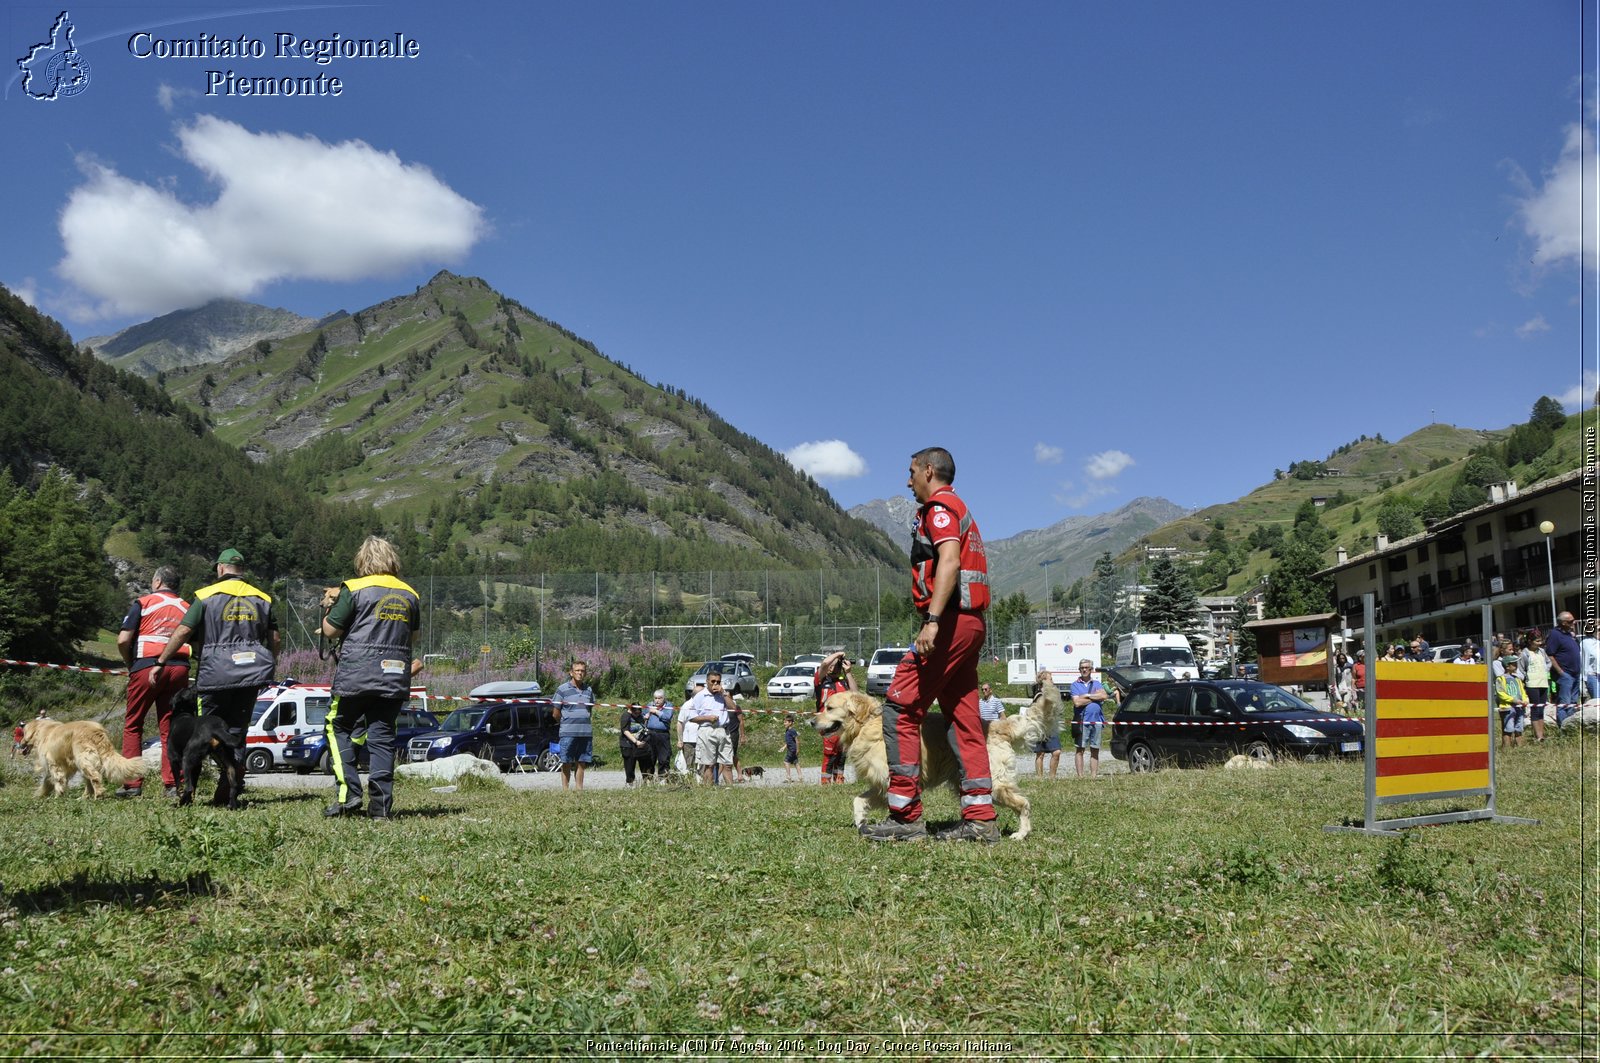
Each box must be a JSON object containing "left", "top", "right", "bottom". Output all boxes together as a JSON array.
[{"left": 268, "top": 567, "right": 962, "bottom": 676}]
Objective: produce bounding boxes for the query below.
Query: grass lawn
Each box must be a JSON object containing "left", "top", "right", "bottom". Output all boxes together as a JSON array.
[{"left": 0, "top": 730, "right": 1590, "bottom": 1059}]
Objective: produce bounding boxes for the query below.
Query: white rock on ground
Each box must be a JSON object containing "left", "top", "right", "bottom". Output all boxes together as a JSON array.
[
  {"left": 1560, "top": 701, "right": 1600, "bottom": 731},
  {"left": 396, "top": 753, "right": 503, "bottom": 783}
]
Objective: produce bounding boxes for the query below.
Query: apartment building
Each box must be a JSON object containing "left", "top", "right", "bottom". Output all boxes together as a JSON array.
[{"left": 1317, "top": 469, "right": 1586, "bottom": 645}]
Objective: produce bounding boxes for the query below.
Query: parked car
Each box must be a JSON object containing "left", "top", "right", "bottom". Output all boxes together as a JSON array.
[
  {"left": 766, "top": 663, "right": 817, "bottom": 700},
  {"left": 865, "top": 647, "right": 910, "bottom": 697},
  {"left": 718, "top": 652, "right": 756, "bottom": 667},
  {"left": 1428, "top": 643, "right": 1464, "bottom": 663},
  {"left": 1106, "top": 668, "right": 1362, "bottom": 772},
  {"left": 244, "top": 682, "right": 334, "bottom": 774},
  {"left": 684, "top": 660, "right": 758, "bottom": 699},
  {"left": 282, "top": 707, "right": 441, "bottom": 774},
  {"left": 792, "top": 653, "right": 826, "bottom": 666},
  {"left": 407, "top": 687, "right": 559, "bottom": 771}
]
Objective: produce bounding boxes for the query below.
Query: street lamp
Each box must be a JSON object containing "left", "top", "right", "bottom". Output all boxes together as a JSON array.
[
  {"left": 1539, "top": 520, "right": 1557, "bottom": 626},
  {"left": 1040, "top": 557, "right": 1060, "bottom": 628}
]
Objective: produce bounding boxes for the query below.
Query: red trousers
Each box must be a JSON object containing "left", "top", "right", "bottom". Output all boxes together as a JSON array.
[
  {"left": 881, "top": 612, "right": 993, "bottom": 823},
  {"left": 123, "top": 663, "right": 188, "bottom": 788}
]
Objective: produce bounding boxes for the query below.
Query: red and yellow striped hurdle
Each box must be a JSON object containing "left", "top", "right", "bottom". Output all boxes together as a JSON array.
[{"left": 1372, "top": 660, "right": 1491, "bottom": 800}]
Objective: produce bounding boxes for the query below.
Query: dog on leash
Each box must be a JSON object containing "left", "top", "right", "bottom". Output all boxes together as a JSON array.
[
  {"left": 21, "top": 717, "right": 148, "bottom": 798},
  {"left": 812, "top": 669, "right": 1060, "bottom": 841},
  {"left": 741, "top": 765, "right": 766, "bottom": 781},
  {"left": 166, "top": 687, "right": 245, "bottom": 808}
]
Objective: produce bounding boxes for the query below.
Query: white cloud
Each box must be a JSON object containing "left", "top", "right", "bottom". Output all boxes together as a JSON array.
[
  {"left": 785, "top": 439, "right": 868, "bottom": 480},
  {"left": 1055, "top": 480, "right": 1118, "bottom": 509},
  {"left": 1511, "top": 120, "right": 1595, "bottom": 274},
  {"left": 56, "top": 116, "right": 486, "bottom": 319},
  {"left": 1084, "top": 449, "right": 1134, "bottom": 480},
  {"left": 8, "top": 277, "right": 39, "bottom": 309},
  {"left": 1034, "top": 442, "right": 1064, "bottom": 465},
  {"left": 1515, "top": 314, "right": 1550, "bottom": 339},
  {"left": 1557, "top": 369, "right": 1598, "bottom": 410},
  {"left": 155, "top": 82, "right": 197, "bottom": 114}
]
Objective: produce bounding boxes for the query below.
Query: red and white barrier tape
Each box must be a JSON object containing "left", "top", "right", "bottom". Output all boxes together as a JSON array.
[{"left": 0, "top": 657, "right": 127, "bottom": 676}]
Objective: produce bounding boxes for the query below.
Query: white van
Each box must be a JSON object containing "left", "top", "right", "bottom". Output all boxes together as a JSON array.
[
  {"left": 245, "top": 683, "right": 334, "bottom": 773},
  {"left": 244, "top": 682, "right": 428, "bottom": 773},
  {"left": 1113, "top": 633, "right": 1200, "bottom": 680}
]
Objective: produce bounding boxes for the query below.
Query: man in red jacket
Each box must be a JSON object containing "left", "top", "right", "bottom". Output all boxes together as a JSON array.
[
  {"left": 862, "top": 447, "right": 998, "bottom": 844},
  {"left": 115, "top": 566, "right": 190, "bottom": 798}
]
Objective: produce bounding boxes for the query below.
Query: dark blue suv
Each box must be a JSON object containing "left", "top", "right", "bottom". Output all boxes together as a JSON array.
[{"left": 406, "top": 684, "right": 557, "bottom": 771}]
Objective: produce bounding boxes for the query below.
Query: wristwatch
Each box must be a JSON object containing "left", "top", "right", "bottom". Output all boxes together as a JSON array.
[{"left": 925, "top": 613, "right": 941, "bottom": 625}]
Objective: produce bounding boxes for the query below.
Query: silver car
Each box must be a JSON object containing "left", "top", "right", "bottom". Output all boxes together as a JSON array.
[{"left": 684, "top": 660, "right": 758, "bottom": 699}]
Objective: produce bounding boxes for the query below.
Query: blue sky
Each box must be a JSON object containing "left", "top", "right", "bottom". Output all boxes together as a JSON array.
[{"left": 3, "top": 1, "right": 1592, "bottom": 540}]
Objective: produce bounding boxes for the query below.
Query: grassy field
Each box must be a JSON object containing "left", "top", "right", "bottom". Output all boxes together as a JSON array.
[{"left": 0, "top": 723, "right": 1590, "bottom": 1060}]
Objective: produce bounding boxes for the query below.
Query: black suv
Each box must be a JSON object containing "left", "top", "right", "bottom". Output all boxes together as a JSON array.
[{"left": 1106, "top": 668, "right": 1362, "bottom": 771}]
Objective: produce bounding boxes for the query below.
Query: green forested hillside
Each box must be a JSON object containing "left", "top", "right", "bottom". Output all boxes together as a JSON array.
[
  {"left": 166, "top": 272, "right": 900, "bottom": 573},
  {"left": 1116, "top": 414, "right": 1583, "bottom": 599},
  {"left": 0, "top": 287, "right": 376, "bottom": 589}
]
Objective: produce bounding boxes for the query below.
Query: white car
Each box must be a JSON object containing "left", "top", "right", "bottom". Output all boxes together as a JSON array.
[
  {"left": 766, "top": 663, "right": 817, "bottom": 700},
  {"left": 866, "top": 647, "right": 910, "bottom": 697}
]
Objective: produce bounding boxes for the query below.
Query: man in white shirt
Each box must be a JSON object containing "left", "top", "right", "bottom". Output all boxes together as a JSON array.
[
  {"left": 688, "top": 670, "right": 736, "bottom": 785},
  {"left": 977, "top": 682, "right": 1005, "bottom": 735}
]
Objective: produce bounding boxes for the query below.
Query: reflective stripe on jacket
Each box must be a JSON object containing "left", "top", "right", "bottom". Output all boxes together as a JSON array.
[{"left": 135, "top": 591, "right": 192, "bottom": 660}]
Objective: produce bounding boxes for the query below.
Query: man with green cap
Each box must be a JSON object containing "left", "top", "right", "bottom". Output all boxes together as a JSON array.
[{"left": 151, "top": 548, "right": 280, "bottom": 793}]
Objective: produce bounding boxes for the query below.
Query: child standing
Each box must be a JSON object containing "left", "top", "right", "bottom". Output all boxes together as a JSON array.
[
  {"left": 783, "top": 713, "right": 800, "bottom": 782},
  {"left": 1496, "top": 656, "right": 1528, "bottom": 751}
]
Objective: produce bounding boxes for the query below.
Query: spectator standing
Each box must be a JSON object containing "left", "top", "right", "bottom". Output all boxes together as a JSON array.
[
  {"left": 1580, "top": 622, "right": 1600, "bottom": 703},
  {"left": 618, "top": 701, "right": 650, "bottom": 786},
  {"left": 1352, "top": 650, "right": 1367, "bottom": 707},
  {"left": 1069, "top": 659, "right": 1108, "bottom": 778},
  {"left": 783, "top": 713, "right": 800, "bottom": 781},
  {"left": 977, "top": 682, "right": 1005, "bottom": 736},
  {"left": 1032, "top": 713, "right": 1063, "bottom": 779},
  {"left": 319, "top": 536, "right": 423, "bottom": 820},
  {"left": 688, "top": 669, "right": 735, "bottom": 785},
  {"left": 1545, "top": 612, "right": 1582, "bottom": 726},
  {"left": 1333, "top": 652, "right": 1354, "bottom": 709},
  {"left": 1496, "top": 656, "right": 1528, "bottom": 750},
  {"left": 644, "top": 689, "right": 674, "bottom": 780},
  {"left": 1406, "top": 639, "right": 1426, "bottom": 662},
  {"left": 115, "top": 566, "right": 191, "bottom": 798},
  {"left": 862, "top": 447, "right": 996, "bottom": 843},
  {"left": 813, "top": 651, "right": 855, "bottom": 784},
  {"left": 553, "top": 661, "right": 595, "bottom": 790},
  {"left": 677, "top": 682, "right": 702, "bottom": 777},
  {"left": 1519, "top": 632, "right": 1551, "bottom": 742},
  {"left": 1454, "top": 643, "right": 1481, "bottom": 665},
  {"left": 151, "top": 548, "right": 279, "bottom": 789}
]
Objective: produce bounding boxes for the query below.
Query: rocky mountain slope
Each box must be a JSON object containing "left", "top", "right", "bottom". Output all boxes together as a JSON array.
[
  {"left": 83, "top": 298, "right": 322, "bottom": 378},
  {"left": 162, "top": 272, "right": 901, "bottom": 571},
  {"left": 984, "top": 496, "right": 1189, "bottom": 600}
]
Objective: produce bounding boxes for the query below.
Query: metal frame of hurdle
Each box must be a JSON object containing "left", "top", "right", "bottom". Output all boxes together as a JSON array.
[{"left": 1326, "top": 594, "right": 1538, "bottom": 837}]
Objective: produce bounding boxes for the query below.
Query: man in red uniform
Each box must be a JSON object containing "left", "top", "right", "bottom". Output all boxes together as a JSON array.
[
  {"left": 814, "top": 650, "right": 855, "bottom": 784},
  {"left": 115, "top": 566, "right": 191, "bottom": 798},
  {"left": 863, "top": 447, "right": 997, "bottom": 843}
]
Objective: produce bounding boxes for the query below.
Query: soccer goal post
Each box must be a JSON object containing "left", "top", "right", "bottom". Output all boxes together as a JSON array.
[{"left": 639, "top": 622, "right": 783, "bottom": 664}]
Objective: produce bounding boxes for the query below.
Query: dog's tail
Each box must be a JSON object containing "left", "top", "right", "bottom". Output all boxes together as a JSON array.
[{"left": 79, "top": 727, "right": 150, "bottom": 785}]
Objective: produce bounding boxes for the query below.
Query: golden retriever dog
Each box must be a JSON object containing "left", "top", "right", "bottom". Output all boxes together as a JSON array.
[
  {"left": 813, "top": 670, "right": 1060, "bottom": 841},
  {"left": 21, "top": 717, "right": 148, "bottom": 799}
]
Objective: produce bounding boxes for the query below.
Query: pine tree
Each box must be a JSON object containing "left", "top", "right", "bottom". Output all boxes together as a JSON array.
[{"left": 1139, "top": 557, "right": 1204, "bottom": 648}]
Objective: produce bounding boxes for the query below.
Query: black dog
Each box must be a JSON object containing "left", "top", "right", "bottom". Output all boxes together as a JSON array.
[{"left": 167, "top": 687, "right": 245, "bottom": 808}]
